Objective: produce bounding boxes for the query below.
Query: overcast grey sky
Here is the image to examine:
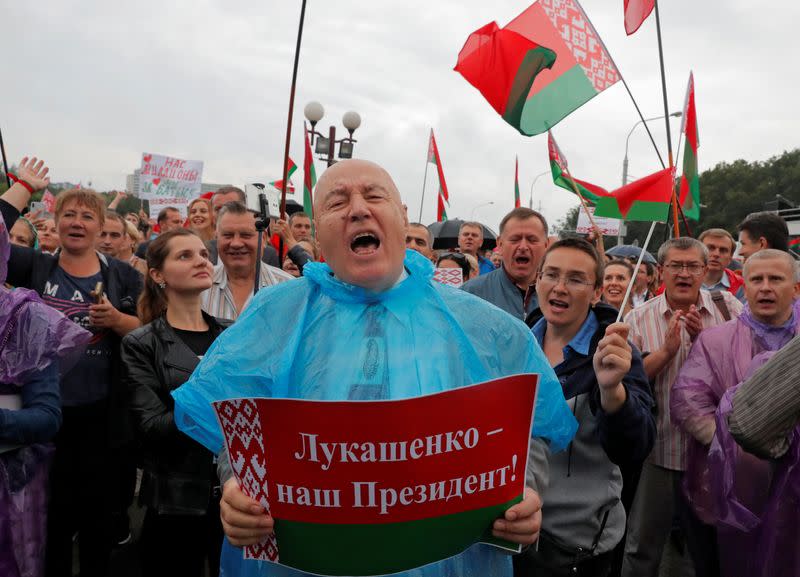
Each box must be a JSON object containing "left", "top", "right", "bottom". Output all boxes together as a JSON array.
[{"left": 3, "top": 1, "right": 797, "bottom": 232}]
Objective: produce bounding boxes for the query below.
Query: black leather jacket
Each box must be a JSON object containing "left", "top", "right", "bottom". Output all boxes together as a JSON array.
[{"left": 121, "top": 312, "right": 231, "bottom": 514}]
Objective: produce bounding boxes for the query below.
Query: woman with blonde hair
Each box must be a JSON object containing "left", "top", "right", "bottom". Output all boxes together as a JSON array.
[{"left": 187, "top": 197, "right": 215, "bottom": 242}]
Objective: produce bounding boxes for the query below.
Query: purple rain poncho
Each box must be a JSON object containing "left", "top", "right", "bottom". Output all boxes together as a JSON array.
[
  {"left": 671, "top": 304, "right": 800, "bottom": 577},
  {"left": 0, "top": 220, "right": 91, "bottom": 577}
]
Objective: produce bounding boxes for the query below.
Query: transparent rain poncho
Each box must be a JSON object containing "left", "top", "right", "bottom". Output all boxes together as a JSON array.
[
  {"left": 0, "top": 219, "right": 91, "bottom": 577},
  {"left": 173, "top": 249, "right": 577, "bottom": 577},
  {"left": 671, "top": 306, "right": 800, "bottom": 577}
]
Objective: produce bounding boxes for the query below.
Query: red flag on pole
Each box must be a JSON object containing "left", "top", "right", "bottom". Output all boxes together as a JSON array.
[
  {"left": 427, "top": 130, "right": 450, "bottom": 222},
  {"left": 624, "top": 0, "right": 655, "bottom": 35},
  {"left": 594, "top": 167, "right": 674, "bottom": 221},
  {"left": 514, "top": 156, "right": 521, "bottom": 208},
  {"left": 42, "top": 190, "right": 56, "bottom": 213}
]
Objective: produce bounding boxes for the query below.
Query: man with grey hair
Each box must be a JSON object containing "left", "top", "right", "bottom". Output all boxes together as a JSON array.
[
  {"left": 671, "top": 248, "right": 800, "bottom": 574},
  {"left": 405, "top": 222, "right": 434, "bottom": 260},
  {"left": 458, "top": 221, "right": 494, "bottom": 275},
  {"left": 207, "top": 187, "right": 280, "bottom": 267},
  {"left": 202, "top": 201, "right": 293, "bottom": 321},
  {"left": 622, "top": 237, "right": 743, "bottom": 577}
]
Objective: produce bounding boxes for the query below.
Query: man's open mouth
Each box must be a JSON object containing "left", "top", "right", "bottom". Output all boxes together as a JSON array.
[
  {"left": 549, "top": 299, "right": 569, "bottom": 311},
  {"left": 514, "top": 255, "right": 530, "bottom": 265},
  {"left": 351, "top": 232, "right": 380, "bottom": 255}
]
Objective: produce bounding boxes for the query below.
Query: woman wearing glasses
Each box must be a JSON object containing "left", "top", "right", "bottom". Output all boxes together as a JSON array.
[{"left": 520, "top": 237, "right": 655, "bottom": 576}]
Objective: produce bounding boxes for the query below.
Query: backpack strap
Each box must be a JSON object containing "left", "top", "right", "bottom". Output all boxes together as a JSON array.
[{"left": 710, "top": 290, "right": 731, "bottom": 322}]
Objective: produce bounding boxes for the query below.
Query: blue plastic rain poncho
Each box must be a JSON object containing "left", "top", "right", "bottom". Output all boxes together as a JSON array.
[{"left": 173, "top": 249, "right": 577, "bottom": 577}]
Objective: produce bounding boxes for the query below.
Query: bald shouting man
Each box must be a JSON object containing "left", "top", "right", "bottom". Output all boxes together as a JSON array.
[{"left": 172, "top": 159, "right": 577, "bottom": 577}]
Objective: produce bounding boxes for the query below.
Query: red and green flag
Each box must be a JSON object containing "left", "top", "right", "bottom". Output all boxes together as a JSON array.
[
  {"left": 457, "top": 0, "right": 620, "bottom": 136},
  {"left": 678, "top": 72, "right": 700, "bottom": 221},
  {"left": 303, "top": 123, "right": 317, "bottom": 233},
  {"left": 624, "top": 0, "right": 655, "bottom": 35},
  {"left": 270, "top": 157, "right": 298, "bottom": 194},
  {"left": 548, "top": 131, "right": 611, "bottom": 202},
  {"left": 427, "top": 130, "right": 450, "bottom": 222},
  {"left": 455, "top": 21, "right": 556, "bottom": 135},
  {"left": 514, "top": 156, "right": 521, "bottom": 208},
  {"left": 594, "top": 167, "right": 675, "bottom": 221}
]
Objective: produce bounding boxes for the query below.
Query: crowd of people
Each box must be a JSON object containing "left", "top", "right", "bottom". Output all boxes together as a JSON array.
[{"left": 0, "top": 155, "right": 798, "bottom": 577}]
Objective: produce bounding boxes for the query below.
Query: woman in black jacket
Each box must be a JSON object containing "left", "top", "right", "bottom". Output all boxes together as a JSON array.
[{"left": 121, "top": 228, "right": 230, "bottom": 577}]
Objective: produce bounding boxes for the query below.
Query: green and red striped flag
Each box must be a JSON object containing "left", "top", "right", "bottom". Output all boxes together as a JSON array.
[
  {"left": 514, "top": 156, "right": 521, "bottom": 208},
  {"left": 270, "top": 157, "right": 298, "bottom": 194},
  {"left": 457, "top": 0, "right": 620, "bottom": 136},
  {"left": 427, "top": 130, "right": 450, "bottom": 222},
  {"left": 548, "top": 131, "right": 611, "bottom": 202},
  {"left": 678, "top": 72, "right": 700, "bottom": 221},
  {"left": 594, "top": 167, "right": 674, "bottom": 221},
  {"left": 624, "top": 0, "right": 655, "bottom": 35},
  {"left": 303, "top": 123, "right": 317, "bottom": 233},
  {"left": 455, "top": 21, "right": 556, "bottom": 135}
]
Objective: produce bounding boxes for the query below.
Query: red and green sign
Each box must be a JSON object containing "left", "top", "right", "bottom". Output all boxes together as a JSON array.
[{"left": 214, "top": 374, "right": 539, "bottom": 576}]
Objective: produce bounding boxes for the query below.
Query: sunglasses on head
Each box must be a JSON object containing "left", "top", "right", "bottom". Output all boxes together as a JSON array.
[{"left": 438, "top": 252, "right": 467, "bottom": 264}]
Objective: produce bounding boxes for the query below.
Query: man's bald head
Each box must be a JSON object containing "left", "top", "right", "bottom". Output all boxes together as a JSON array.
[
  {"left": 313, "top": 159, "right": 403, "bottom": 216},
  {"left": 313, "top": 159, "right": 410, "bottom": 292}
]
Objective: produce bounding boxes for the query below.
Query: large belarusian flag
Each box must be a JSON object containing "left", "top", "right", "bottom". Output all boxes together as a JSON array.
[
  {"left": 548, "top": 131, "right": 611, "bottom": 202},
  {"left": 455, "top": 22, "right": 556, "bottom": 134},
  {"left": 678, "top": 72, "right": 700, "bottom": 221},
  {"left": 514, "top": 156, "right": 521, "bottom": 208},
  {"left": 427, "top": 130, "right": 450, "bottom": 222},
  {"left": 594, "top": 167, "right": 674, "bottom": 221},
  {"left": 457, "top": 0, "right": 620, "bottom": 136},
  {"left": 624, "top": 0, "right": 655, "bottom": 35},
  {"left": 303, "top": 123, "right": 317, "bottom": 233}
]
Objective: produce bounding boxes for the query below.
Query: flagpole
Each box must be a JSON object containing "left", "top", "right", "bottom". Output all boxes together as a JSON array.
[
  {"left": 574, "top": 0, "right": 666, "bottom": 170},
  {"left": 672, "top": 124, "right": 693, "bottom": 236},
  {"left": 562, "top": 170, "right": 601, "bottom": 235},
  {"left": 417, "top": 132, "right": 431, "bottom": 222},
  {"left": 615, "top": 220, "right": 657, "bottom": 322},
  {"left": 0, "top": 124, "right": 11, "bottom": 188},
  {"left": 653, "top": 0, "right": 680, "bottom": 238},
  {"left": 279, "top": 0, "right": 308, "bottom": 220}
]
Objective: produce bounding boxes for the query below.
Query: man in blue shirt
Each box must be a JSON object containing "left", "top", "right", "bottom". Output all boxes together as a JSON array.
[{"left": 458, "top": 221, "right": 495, "bottom": 275}]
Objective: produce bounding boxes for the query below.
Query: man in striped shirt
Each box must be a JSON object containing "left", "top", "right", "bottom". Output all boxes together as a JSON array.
[
  {"left": 622, "top": 237, "right": 742, "bottom": 577},
  {"left": 201, "top": 202, "right": 294, "bottom": 321}
]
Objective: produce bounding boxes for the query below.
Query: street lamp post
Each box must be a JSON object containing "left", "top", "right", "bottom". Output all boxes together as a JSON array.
[
  {"left": 529, "top": 170, "right": 550, "bottom": 209},
  {"left": 619, "top": 111, "right": 682, "bottom": 245},
  {"left": 303, "top": 102, "right": 362, "bottom": 167},
  {"left": 470, "top": 201, "right": 494, "bottom": 220}
]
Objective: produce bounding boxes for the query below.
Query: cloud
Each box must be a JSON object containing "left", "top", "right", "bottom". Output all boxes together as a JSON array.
[{"left": 3, "top": 0, "right": 797, "bottom": 232}]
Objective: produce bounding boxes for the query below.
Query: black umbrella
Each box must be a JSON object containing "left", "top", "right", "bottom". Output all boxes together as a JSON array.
[
  {"left": 606, "top": 244, "right": 657, "bottom": 265},
  {"left": 427, "top": 219, "right": 497, "bottom": 250},
  {"left": 284, "top": 199, "right": 305, "bottom": 216}
]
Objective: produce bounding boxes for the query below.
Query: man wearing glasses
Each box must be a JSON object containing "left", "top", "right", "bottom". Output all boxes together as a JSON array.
[{"left": 622, "top": 238, "right": 742, "bottom": 577}]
